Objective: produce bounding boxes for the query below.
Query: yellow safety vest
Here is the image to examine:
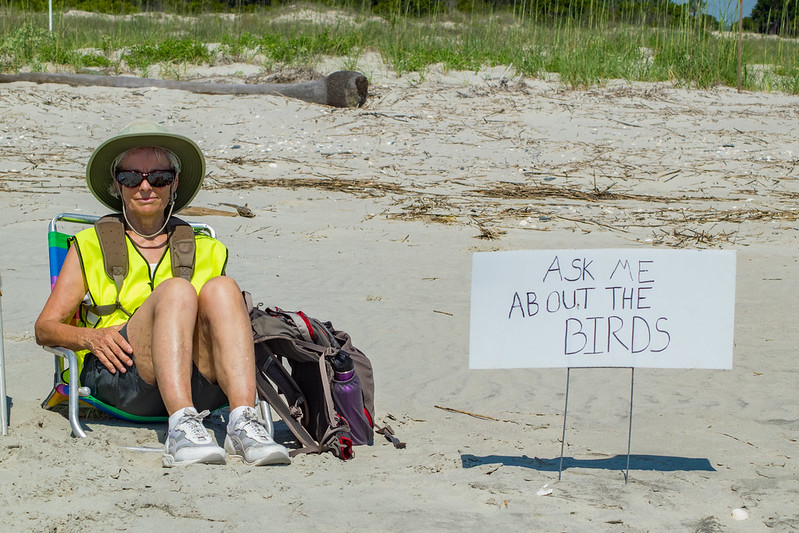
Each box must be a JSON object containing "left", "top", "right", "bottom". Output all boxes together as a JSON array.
[{"left": 70, "top": 226, "right": 228, "bottom": 369}]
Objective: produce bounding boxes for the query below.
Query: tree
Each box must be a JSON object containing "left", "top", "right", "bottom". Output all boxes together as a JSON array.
[
  {"left": 688, "top": 0, "right": 706, "bottom": 18},
  {"left": 749, "top": 0, "right": 798, "bottom": 35}
]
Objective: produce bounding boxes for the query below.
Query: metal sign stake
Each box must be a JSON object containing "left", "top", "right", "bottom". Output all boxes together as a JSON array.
[
  {"left": 625, "top": 367, "right": 635, "bottom": 483},
  {"left": 558, "top": 367, "right": 571, "bottom": 480},
  {"left": 0, "top": 273, "right": 8, "bottom": 435},
  {"left": 558, "top": 367, "right": 636, "bottom": 484}
]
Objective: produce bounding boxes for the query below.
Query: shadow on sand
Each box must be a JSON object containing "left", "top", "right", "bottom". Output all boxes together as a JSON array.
[{"left": 461, "top": 453, "right": 715, "bottom": 472}]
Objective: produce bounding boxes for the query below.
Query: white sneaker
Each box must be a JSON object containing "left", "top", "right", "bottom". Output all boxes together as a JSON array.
[
  {"left": 224, "top": 408, "right": 291, "bottom": 466},
  {"left": 163, "top": 408, "right": 226, "bottom": 468}
]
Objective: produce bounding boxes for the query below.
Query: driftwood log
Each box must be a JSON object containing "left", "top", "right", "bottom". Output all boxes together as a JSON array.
[{"left": 0, "top": 70, "right": 368, "bottom": 108}]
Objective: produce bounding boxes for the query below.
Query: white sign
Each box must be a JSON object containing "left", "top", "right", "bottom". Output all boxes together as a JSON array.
[{"left": 469, "top": 249, "right": 735, "bottom": 369}]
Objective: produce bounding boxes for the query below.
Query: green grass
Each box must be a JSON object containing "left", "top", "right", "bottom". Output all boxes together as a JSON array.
[
  {"left": 1, "top": 2, "right": 798, "bottom": 93},
  {"left": 125, "top": 37, "right": 213, "bottom": 72}
]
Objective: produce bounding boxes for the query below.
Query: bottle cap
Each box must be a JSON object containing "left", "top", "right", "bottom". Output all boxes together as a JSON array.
[{"left": 331, "top": 351, "right": 354, "bottom": 372}]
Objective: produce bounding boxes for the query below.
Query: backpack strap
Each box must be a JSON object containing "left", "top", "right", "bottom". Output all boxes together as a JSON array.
[
  {"left": 254, "top": 342, "right": 352, "bottom": 458},
  {"left": 255, "top": 359, "right": 318, "bottom": 454},
  {"left": 318, "top": 347, "right": 342, "bottom": 430},
  {"left": 167, "top": 217, "right": 195, "bottom": 281},
  {"left": 314, "top": 347, "right": 354, "bottom": 459},
  {"left": 284, "top": 311, "right": 315, "bottom": 343},
  {"left": 90, "top": 215, "right": 133, "bottom": 318},
  {"left": 243, "top": 291, "right": 255, "bottom": 313}
]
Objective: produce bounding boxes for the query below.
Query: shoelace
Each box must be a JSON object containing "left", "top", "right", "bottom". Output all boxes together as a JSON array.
[
  {"left": 237, "top": 411, "right": 271, "bottom": 441},
  {"left": 179, "top": 409, "right": 212, "bottom": 441}
]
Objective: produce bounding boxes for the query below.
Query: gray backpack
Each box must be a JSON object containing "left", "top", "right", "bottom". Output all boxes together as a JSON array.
[{"left": 245, "top": 292, "right": 378, "bottom": 459}]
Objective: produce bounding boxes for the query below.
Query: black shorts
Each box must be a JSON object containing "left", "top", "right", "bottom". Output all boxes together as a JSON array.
[{"left": 79, "top": 324, "right": 228, "bottom": 417}]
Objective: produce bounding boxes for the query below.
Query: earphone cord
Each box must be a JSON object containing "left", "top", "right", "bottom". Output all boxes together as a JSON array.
[{"left": 121, "top": 183, "right": 176, "bottom": 239}]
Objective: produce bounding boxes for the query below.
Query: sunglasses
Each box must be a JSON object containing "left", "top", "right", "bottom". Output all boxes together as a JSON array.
[{"left": 115, "top": 169, "right": 176, "bottom": 188}]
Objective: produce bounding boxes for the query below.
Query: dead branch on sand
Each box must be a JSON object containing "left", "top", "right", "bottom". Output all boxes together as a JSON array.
[{"left": 0, "top": 70, "right": 368, "bottom": 108}]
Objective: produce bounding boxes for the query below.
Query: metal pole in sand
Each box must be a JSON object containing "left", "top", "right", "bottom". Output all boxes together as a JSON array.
[
  {"left": 625, "top": 367, "right": 635, "bottom": 484},
  {"left": 558, "top": 367, "right": 571, "bottom": 480},
  {"left": 0, "top": 273, "right": 8, "bottom": 435}
]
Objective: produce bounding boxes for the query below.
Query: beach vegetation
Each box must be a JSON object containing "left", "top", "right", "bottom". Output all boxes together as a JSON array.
[
  {"left": 749, "top": 0, "right": 799, "bottom": 36},
  {"left": 0, "top": 0, "right": 797, "bottom": 93}
]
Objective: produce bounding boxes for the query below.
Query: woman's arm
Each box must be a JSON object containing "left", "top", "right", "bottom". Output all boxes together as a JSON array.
[{"left": 35, "top": 246, "right": 133, "bottom": 373}]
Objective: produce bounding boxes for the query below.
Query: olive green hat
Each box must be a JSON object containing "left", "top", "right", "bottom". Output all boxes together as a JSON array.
[{"left": 86, "top": 119, "right": 205, "bottom": 212}]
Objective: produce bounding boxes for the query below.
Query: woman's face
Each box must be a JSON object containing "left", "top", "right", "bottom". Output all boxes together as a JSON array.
[{"left": 116, "top": 147, "right": 178, "bottom": 220}]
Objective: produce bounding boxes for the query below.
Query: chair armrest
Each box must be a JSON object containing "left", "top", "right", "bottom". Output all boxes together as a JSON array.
[{"left": 43, "top": 346, "right": 87, "bottom": 438}]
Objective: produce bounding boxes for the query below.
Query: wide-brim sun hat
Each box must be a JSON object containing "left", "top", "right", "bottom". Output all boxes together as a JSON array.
[{"left": 86, "top": 119, "right": 205, "bottom": 213}]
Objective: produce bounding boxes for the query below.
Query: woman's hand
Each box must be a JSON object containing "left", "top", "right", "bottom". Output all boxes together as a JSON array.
[
  {"left": 35, "top": 246, "right": 133, "bottom": 374},
  {"left": 82, "top": 324, "right": 133, "bottom": 374}
]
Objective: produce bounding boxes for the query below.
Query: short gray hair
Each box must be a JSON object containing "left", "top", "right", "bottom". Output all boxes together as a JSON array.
[{"left": 107, "top": 146, "right": 181, "bottom": 198}]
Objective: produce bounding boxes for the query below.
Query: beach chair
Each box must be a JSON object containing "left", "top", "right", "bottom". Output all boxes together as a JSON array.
[{"left": 41, "top": 213, "right": 219, "bottom": 438}]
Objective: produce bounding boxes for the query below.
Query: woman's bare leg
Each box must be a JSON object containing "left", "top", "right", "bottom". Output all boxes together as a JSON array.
[
  {"left": 193, "top": 276, "right": 255, "bottom": 410},
  {"left": 127, "top": 278, "right": 229, "bottom": 467},
  {"left": 189, "top": 276, "right": 290, "bottom": 465},
  {"left": 125, "top": 277, "right": 198, "bottom": 415}
]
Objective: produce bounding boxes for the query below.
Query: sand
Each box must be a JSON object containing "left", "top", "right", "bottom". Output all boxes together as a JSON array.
[{"left": 0, "top": 60, "right": 797, "bottom": 531}]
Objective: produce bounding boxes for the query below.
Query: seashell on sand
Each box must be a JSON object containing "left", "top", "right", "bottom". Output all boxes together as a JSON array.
[
  {"left": 536, "top": 484, "right": 553, "bottom": 496},
  {"left": 731, "top": 508, "right": 749, "bottom": 521}
]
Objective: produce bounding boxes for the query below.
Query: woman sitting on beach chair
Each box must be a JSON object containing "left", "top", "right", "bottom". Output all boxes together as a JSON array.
[{"left": 35, "top": 120, "right": 290, "bottom": 468}]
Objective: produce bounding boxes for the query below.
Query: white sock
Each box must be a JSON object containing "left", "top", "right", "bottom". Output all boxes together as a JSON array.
[
  {"left": 228, "top": 405, "right": 256, "bottom": 431},
  {"left": 168, "top": 406, "right": 196, "bottom": 431}
]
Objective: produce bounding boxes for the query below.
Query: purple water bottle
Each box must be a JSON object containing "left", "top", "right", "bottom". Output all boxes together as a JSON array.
[{"left": 331, "top": 351, "right": 373, "bottom": 446}]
